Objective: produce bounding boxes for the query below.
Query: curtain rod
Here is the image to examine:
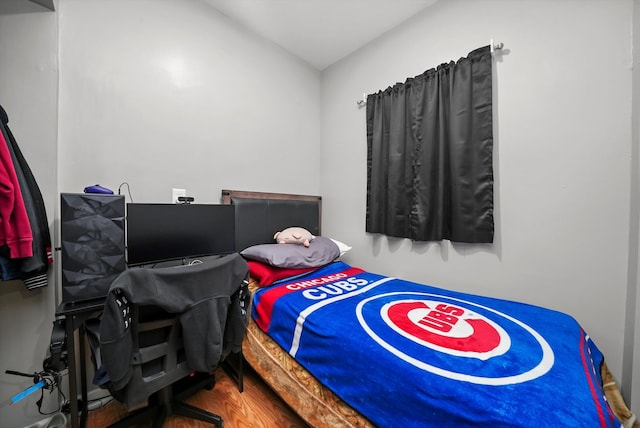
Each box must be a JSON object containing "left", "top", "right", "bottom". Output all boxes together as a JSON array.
[{"left": 356, "top": 40, "right": 504, "bottom": 108}]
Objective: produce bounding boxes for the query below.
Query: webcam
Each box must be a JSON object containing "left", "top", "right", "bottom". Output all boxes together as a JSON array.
[{"left": 177, "top": 196, "right": 195, "bottom": 204}]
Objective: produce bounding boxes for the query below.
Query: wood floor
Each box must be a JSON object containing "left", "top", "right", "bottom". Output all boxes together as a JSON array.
[{"left": 85, "top": 366, "right": 309, "bottom": 428}]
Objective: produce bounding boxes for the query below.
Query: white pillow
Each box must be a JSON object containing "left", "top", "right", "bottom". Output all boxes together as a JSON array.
[{"left": 329, "top": 238, "right": 352, "bottom": 257}]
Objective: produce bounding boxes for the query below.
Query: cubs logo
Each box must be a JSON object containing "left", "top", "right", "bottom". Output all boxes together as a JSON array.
[
  {"left": 356, "top": 292, "right": 554, "bottom": 385},
  {"left": 383, "top": 299, "right": 510, "bottom": 360}
]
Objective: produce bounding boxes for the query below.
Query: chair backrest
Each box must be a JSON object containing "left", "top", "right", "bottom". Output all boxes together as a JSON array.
[
  {"left": 98, "top": 253, "right": 249, "bottom": 407},
  {"left": 115, "top": 305, "right": 191, "bottom": 407}
]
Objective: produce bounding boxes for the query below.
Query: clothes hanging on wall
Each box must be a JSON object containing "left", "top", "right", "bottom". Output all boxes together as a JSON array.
[
  {"left": 0, "top": 104, "right": 53, "bottom": 289},
  {"left": 0, "top": 120, "right": 32, "bottom": 259}
]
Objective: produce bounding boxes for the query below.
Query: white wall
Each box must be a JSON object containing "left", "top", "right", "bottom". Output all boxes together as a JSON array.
[
  {"left": 1, "top": 1, "right": 639, "bottom": 426},
  {"left": 630, "top": 0, "right": 640, "bottom": 414},
  {"left": 0, "top": 5, "right": 59, "bottom": 428},
  {"left": 57, "top": 0, "right": 322, "bottom": 203},
  {"left": 320, "top": 0, "right": 637, "bottom": 410}
]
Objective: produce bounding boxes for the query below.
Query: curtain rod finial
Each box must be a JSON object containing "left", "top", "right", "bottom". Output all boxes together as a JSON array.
[
  {"left": 357, "top": 92, "right": 367, "bottom": 108},
  {"left": 490, "top": 40, "right": 504, "bottom": 54}
]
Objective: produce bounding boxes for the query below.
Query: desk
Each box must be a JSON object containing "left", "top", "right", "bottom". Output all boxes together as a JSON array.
[
  {"left": 55, "top": 298, "right": 105, "bottom": 428},
  {"left": 55, "top": 296, "right": 245, "bottom": 428}
]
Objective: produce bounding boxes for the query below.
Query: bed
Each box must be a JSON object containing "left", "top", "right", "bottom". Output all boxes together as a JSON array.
[{"left": 221, "top": 189, "right": 637, "bottom": 428}]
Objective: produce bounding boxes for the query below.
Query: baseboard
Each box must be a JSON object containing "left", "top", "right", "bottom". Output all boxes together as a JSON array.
[{"left": 23, "top": 413, "right": 66, "bottom": 428}]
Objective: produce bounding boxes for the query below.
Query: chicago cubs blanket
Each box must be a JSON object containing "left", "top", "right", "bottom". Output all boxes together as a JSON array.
[{"left": 252, "top": 261, "right": 621, "bottom": 427}]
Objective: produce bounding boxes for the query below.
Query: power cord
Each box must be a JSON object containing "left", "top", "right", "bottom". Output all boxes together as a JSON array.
[
  {"left": 117, "top": 182, "right": 133, "bottom": 202},
  {"left": 86, "top": 395, "right": 114, "bottom": 411}
]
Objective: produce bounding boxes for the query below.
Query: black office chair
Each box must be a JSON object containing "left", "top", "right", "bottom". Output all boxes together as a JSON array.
[
  {"left": 96, "top": 253, "right": 249, "bottom": 428},
  {"left": 105, "top": 304, "right": 221, "bottom": 427}
]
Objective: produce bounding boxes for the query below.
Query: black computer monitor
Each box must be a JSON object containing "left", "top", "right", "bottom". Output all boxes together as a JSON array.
[{"left": 126, "top": 203, "right": 235, "bottom": 266}]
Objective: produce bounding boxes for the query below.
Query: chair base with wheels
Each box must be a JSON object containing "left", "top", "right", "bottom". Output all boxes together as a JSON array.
[{"left": 109, "top": 372, "right": 222, "bottom": 428}]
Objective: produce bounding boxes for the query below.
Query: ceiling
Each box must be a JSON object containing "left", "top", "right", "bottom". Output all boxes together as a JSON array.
[
  {"left": 0, "top": 0, "right": 437, "bottom": 71},
  {"left": 203, "top": 0, "right": 438, "bottom": 70}
]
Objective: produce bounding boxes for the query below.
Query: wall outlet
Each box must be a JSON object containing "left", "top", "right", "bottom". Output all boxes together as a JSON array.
[{"left": 172, "top": 188, "right": 186, "bottom": 203}]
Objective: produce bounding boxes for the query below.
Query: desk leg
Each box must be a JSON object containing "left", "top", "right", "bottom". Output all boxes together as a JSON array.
[
  {"left": 221, "top": 350, "right": 244, "bottom": 393},
  {"left": 78, "top": 325, "right": 88, "bottom": 428},
  {"left": 55, "top": 301, "right": 103, "bottom": 428},
  {"left": 65, "top": 316, "right": 79, "bottom": 428},
  {"left": 238, "top": 351, "right": 244, "bottom": 393}
]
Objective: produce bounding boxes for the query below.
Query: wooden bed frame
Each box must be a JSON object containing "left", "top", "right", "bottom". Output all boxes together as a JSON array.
[{"left": 221, "top": 189, "right": 637, "bottom": 428}]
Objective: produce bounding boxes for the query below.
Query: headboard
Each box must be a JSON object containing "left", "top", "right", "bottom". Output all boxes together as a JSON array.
[{"left": 221, "top": 190, "right": 322, "bottom": 251}]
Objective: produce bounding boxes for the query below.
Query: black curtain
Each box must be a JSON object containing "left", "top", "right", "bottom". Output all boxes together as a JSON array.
[{"left": 366, "top": 46, "right": 494, "bottom": 243}]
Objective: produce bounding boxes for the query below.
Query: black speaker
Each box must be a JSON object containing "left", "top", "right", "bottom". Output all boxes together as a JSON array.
[{"left": 60, "top": 193, "right": 126, "bottom": 303}]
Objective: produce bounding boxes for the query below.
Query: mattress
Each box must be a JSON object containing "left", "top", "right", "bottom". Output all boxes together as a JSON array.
[{"left": 242, "top": 270, "right": 637, "bottom": 428}]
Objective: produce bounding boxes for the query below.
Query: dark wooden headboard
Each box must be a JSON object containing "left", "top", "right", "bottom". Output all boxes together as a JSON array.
[{"left": 221, "top": 190, "right": 322, "bottom": 251}]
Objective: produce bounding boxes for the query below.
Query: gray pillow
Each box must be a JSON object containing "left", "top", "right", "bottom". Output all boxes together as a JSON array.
[{"left": 241, "top": 236, "right": 340, "bottom": 268}]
